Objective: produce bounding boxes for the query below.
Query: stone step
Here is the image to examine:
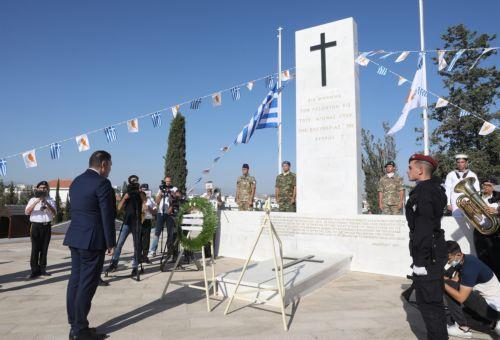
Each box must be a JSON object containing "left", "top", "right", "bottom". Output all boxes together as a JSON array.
[{"left": 217, "top": 253, "right": 352, "bottom": 307}]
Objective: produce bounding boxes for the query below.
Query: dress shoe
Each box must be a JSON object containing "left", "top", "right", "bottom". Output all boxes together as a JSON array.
[
  {"left": 98, "top": 278, "right": 109, "bottom": 287},
  {"left": 40, "top": 270, "right": 51, "bottom": 276},
  {"left": 131, "top": 268, "right": 138, "bottom": 277},
  {"left": 27, "top": 272, "right": 40, "bottom": 279},
  {"left": 70, "top": 328, "right": 107, "bottom": 340}
]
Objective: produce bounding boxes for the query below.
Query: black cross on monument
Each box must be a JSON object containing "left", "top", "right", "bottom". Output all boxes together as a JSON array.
[{"left": 309, "top": 33, "right": 337, "bottom": 87}]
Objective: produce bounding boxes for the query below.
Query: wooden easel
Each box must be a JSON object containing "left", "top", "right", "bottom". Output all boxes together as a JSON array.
[
  {"left": 223, "top": 198, "right": 288, "bottom": 331},
  {"left": 161, "top": 213, "right": 217, "bottom": 312}
]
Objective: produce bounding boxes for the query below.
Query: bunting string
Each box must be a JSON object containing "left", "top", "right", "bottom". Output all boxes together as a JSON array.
[
  {"left": 360, "top": 46, "right": 499, "bottom": 55},
  {"left": 0, "top": 68, "right": 295, "bottom": 168},
  {"left": 359, "top": 55, "right": 497, "bottom": 133}
]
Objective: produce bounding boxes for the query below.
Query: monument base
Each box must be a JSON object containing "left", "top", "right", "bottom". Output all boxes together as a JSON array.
[{"left": 217, "top": 253, "right": 352, "bottom": 307}]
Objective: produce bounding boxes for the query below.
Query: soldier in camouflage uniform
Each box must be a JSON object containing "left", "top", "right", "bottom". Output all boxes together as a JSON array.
[
  {"left": 236, "top": 164, "right": 256, "bottom": 211},
  {"left": 275, "top": 161, "right": 296, "bottom": 212},
  {"left": 377, "top": 161, "right": 404, "bottom": 214}
]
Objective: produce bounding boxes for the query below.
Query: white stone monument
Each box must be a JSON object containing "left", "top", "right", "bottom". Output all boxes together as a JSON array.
[{"left": 295, "top": 17, "right": 362, "bottom": 215}]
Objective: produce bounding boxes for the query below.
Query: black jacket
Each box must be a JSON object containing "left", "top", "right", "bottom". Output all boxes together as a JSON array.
[{"left": 405, "top": 177, "right": 447, "bottom": 278}]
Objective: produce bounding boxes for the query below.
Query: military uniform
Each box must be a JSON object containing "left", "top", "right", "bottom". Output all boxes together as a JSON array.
[
  {"left": 236, "top": 174, "right": 256, "bottom": 211},
  {"left": 406, "top": 174, "right": 448, "bottom": 339},
  {"left": 275, "top": 172, "right": 296, "bottom": 212},
  {"left": 377, "top": 174, "right": 404, "bottom": 214}
]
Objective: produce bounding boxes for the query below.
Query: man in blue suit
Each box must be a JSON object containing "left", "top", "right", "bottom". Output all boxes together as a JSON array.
[{"left": 64, "top": 151, "right": 116, "bottom": 340}]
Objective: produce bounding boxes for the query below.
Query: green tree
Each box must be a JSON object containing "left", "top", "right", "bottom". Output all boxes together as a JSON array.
[
  {"left": 361, "top": 122, "right": 397, "bottom": 214},
  {"left": 64, "top": 196, "right": 71, "bottom": 221},
  {"left": 164, "top": 113, "right": 188, "bottom": 193},
  {"left": 0, "top": 179, "right": 5, "bottom": 207},
  {"left": 429, "top": 24, "right": 499, "bottom": 180},
  {"left": 55, "top": 179, "right": 64, "bottom": 223},
  {"left": 18, "top": 185, "right": 34, "bottom": 205},
  {"left": 5, "top": 182, "right": 18, "bottom": 205}
]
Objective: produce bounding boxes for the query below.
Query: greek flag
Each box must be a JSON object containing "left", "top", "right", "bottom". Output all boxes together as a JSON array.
[
  {"left": 416, "top": 87, "right": 428, "bottom": 97},
  {"left": 194, "top": 177, "right": 202, "bottom": 184},
  {"left": 460, "top": 109, "right": 471, "bottom": 117},
  {"left": 377, "top": 66, "right": 387, "bottom": 75},
  {"left": 265, "top": 75, "right": 274, "bottom": 89},
  {"left": 447, "top": 49, "right": 465, "bottom": 72},
  {"left": 50, "top": 142, "right": 62, "bottom": 160},
  {"left": 235, "top": 84, "right": 281, "bottom": 144},
  {"left": 104, "top": 126, "right": 117, "bottom": 143},
  {"left": 151, "top": 112, "right": 162, "bottom": 128},
  {"left": 190, "top": 99, "right": 201, "bottom": 110},
  {"left": 231, "top": 86, "right": 240, "bottom": 101},
  {"left": 0, "top": 159, "right": 6, "bottom": 177}
]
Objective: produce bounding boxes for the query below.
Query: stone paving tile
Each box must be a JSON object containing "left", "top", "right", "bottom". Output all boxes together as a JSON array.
[{"left": 0, "top": 238, "right": 495, "bottom": 340}]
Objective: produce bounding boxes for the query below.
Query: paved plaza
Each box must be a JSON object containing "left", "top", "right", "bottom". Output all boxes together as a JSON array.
[{"left": 0, "top": 237, "right": 493, "bottom": 340}]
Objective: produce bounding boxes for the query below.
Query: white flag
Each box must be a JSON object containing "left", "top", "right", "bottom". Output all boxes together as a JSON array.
[
  {"left": 435, "top": 97, "right": 449, "bottom": 108},
  {"left": 355, "top": 52, "right": 370, "bottom": 66},
  {"left": 171, "top": 105, "right": 180, "bottom": 118},
  {"left": 127, "top": 119, "right": 139, "bottom": 133},
  {"left": 76, "top": 134, "right": 90, "bottom": 152},
  {"left": 395, "top": 51, "right": 410, "bottom": 63},
  {"left": 438, "top": 50, "right": 447, "bottom": 71},
  {"left": 398, "top": 76, "right": 408, "bottom": 86},
  {"left": 469, "top": 47, "right": 496, "bottom": 70},
  {"left": 212, "top": 92, "right": 222, "bottom": 106},
  {"left": 246, "top": 81, "right": 254, "bottom": 91},
  {"left": 478, "top": 121, "right": 496, "bottom": 136},
  {"left": 388, "top": 54, "right": 427, "bottom": 135},
  {"left": 22, "top": 150, "right": 37, "bottom": 168}
]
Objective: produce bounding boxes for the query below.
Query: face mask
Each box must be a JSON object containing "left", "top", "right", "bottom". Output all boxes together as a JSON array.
[
  {"left": 387, "top": 173, "right": 395, "bottom": 178},
  {"left": 450, "top": 259, "right": 461, "bottom": 267}
]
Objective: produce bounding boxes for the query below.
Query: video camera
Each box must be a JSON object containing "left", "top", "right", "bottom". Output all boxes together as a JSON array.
[{"left": 159, "top": 180, "right": 173, "bottom": 195}]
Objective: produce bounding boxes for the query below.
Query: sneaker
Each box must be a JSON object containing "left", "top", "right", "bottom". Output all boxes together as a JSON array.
[
  {"left": 494, "top": 321, "right": 500, "bottom": 336},
  {"left": 447, "top": 323, "right": 472, "bottom": 338},
  {"left": 148, "top": 251, "right": 155, "bottom": 258}
]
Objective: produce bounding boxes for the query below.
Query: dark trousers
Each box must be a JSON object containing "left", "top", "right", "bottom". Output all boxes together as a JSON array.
[
  {"left": 141, "top": 219, "right": 152, "bottom": 260},
  {"left": 67, "top": 247, "right": 105, "bottom": 335},
  {"left": 444, "top": 279, "right": 500, "bottom": 333},
  {"left": 474, "top": 230, "right": 500, "bottom": 280},
  {"left": 30, "top": 222, "right": 51, "bottom": 274},
  {"left": 414, "top": 279, "right": 448, "bottom": 340},
  {"left": 154, "top": 213, "right": 176, "bottom": 250}
]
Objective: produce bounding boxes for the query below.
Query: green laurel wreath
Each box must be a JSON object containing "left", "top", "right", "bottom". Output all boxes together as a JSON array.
[{"left": 175, "top": 197, "right": 217, "bottom": 251}]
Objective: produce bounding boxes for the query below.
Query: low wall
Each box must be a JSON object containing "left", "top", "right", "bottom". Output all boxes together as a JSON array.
[{"left": 217, "top": 211, "right": 474, "bottom": 277}]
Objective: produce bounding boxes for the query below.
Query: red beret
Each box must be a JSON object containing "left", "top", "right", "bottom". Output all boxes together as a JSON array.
[{"left": 408, "top": 154, "right": 438, "bottom": 169}]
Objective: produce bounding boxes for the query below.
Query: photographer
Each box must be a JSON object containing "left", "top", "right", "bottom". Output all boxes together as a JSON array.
[
  {"left": 105, "top": 175, "right": 145, "bottom": 278},
  {"left": 140, "top": 184, "right": 157, "bottom": 264},
  {"left": 148, "top": 176, "right": 178, "bottom": 260},
  {"left": 25, "top": 181, "right": 57, "bottom": 279}
]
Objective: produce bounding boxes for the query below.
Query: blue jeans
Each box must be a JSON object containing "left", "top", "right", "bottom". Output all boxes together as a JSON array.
[
  {"left": 111, "top": 224, "right": 139, "bottom": 268},
  {"left": 149, "top": 213, "right": 175, "bottom": 253}
]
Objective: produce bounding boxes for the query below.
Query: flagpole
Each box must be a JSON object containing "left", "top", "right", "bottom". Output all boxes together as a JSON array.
[
  {"left": 277, "top": 27, "right": 283, "bottom": 173},
  {"left": 419, "top": 0, "right": 430, "bottom": 155}
]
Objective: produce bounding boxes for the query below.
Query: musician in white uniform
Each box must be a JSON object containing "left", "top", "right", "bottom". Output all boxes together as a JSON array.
[{"left": 444, "top": 154, "right": 480, "bottom": 254}]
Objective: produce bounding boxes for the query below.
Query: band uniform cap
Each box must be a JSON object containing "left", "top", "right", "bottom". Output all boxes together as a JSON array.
[
  {"left": 385, "top": 161, "right": 396, "bottom": 168},
  {"left": 408, "top": 154, "right": 438, "bottom": 170},
  {"left": 242, "top": 163, "right": 249, "bottom": 169},
  {"left": 482, "top": 178, "right": 498, "bottom": 185},
  {"left": 36, "top": 180, "right": 49, "bottom": 188},
  {"left": 282, "top": 161, "right": 291, "bottom": 166},
  {"left": 455, "top": 154, "right": 469, "bottom": 160}
]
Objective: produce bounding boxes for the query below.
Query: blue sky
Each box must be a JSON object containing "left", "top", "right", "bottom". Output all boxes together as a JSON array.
[{"left": 0, "top": 0, "right": 498, "bottom": 195}]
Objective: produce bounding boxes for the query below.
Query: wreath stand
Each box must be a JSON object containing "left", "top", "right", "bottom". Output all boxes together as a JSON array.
[
  {"left": 223, "top": 198, "right": 288, "bottom": 331},
  {"left": 161, "top": 211, "right": 217, "bottom": 312}
]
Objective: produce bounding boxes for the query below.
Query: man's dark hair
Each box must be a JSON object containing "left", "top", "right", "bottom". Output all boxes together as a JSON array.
[
  {"left": 89, "top": 150, "right": 111, "bottom": 168},
  {"left": 446, "top": 240, "right": 462, "bottom": 255},
  {"left": 128, "top": 175, "right": 139, "bottom": 183}
]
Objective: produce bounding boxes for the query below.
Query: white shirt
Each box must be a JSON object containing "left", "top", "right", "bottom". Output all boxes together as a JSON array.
[
  {"left": 144, "top": 197, "right": 157, "bottom": 220},
  {"left": 482, "top": 194, "right": 499, "bottom": 210},
  {"left": 156, "top": 187, "right": 178, "bottom": 214},
  {"left": 444, "top": 170, "right": 479, "bottom": 211},
  {"left": 25, "top": 197, "right": 57, "bottom": 223}
]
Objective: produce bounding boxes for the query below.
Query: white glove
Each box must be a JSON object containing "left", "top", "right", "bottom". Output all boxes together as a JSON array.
[{"left": 413, "top": 266, "right": 428, "bottom": 276}]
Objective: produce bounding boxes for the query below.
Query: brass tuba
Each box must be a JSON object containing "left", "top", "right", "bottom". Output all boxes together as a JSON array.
[{"left": 454, "top": 177, "right": 499, "bottom": 235}]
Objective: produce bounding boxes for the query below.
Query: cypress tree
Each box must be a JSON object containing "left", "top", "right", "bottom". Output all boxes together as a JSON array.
[
  {"left": 6, "top": 182, "right": 17, "bottom": 205},
  {"left": 0, "top": 179, "right": 5, "bottom": 207},
  {"left": 64, "top": 196, "right": 71, "bottom": 221},
  {"left": 55, "top": 179, "right": 64, "bottom": 223},
  {"left": 164, "top": 113, "right": 188, "bottom": 193}
]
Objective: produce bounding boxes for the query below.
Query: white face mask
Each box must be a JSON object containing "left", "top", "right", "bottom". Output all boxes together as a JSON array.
[
  {"left": 387, "top": 173, "right": 395, "bottom": 178},
  {"left": 450, "top": 259, "right": 461, "bottom": 267}
]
